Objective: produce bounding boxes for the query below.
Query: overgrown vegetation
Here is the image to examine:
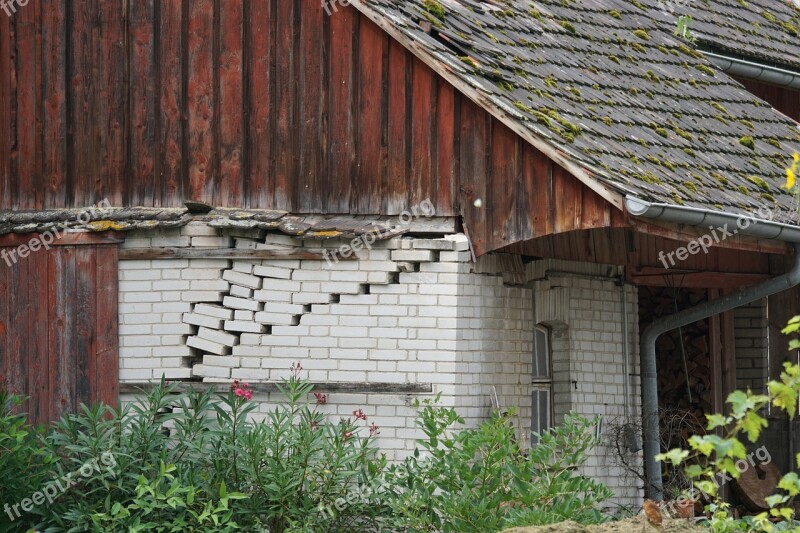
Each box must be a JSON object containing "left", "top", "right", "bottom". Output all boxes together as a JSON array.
[
  {"left": 1, "top": 370, "right": 611, "bottom": 532},
  {"left": 657, "top": 317, "right": 800, "bottom": 531}
]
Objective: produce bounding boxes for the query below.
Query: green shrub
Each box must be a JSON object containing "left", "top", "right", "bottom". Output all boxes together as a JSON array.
[{"left": 381, "top": 398, "right": 612, "bottom": 532}]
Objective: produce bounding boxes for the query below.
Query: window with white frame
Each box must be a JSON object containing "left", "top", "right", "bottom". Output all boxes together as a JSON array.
[{"left": 531, "top": 325, "right": 553, "bottom": 444}]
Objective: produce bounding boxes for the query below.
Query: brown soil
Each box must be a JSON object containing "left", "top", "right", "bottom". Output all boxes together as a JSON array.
[{"left": 502, "top": 515, "right": 704, "bottom": 533}]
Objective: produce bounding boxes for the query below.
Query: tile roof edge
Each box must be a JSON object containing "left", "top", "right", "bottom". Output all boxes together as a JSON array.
[{"left": 347, "top": 0, "right": 626, "bottom": 212}]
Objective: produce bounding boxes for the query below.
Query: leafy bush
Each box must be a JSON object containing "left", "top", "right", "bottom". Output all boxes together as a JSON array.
[
  {"left": 381, "top": 398, "right": 612, "bottom": 532},
  {"left": 657, "top": 316, "right": 800, "bottom": 532},
  {"left": 2, "top": 369, "right": 612, "bottom": 532}
]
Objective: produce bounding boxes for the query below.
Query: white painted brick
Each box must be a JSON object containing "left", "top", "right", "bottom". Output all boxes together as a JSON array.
[
  {"left": 202, "top": 354, "right": 241, "bottom": 367},
  {"left": 330, "top": 270, "right": 369, "bottom": 282},
  {"left": 293, "top": 292, "right": 335, "bottom": 305},
  {"left": 440, "top": 251, "right": 471, "bottom": 262},
  {"left": 153, "top": 345, "right": 192, "bottom": 357},
  {"left": 162, "top": 368, "right": 193, "bottom": 379},
  {"left": 121, "top": 270, "right": 161, "bottom": 281},
  {"left": 411, "top": 239, "right": 455, "bottom": 251},
  {"left": 253, "top": 265, "right": 293, "bottom": 279},
  {"left": 182, "top": 268, "right": 227, "bottom": 280},
  {"left": 232, "top": 261, "right": 256, "bottom": 274},
  {"left": 253, "top": 289, "right": 293, "bottom": 303},
  {"left": 191, "top": 364, "right": 232, "bottom": 378},
  {"left": 119, "top": 260, "right": 151, "bottom": 270},
  {"left": 187, "top": 279, "right": 229, "bottom": 292},
  {"left": 181, "top": 221, "right": 219, "bottom": 237},
  {"left": 264, "top": 302, "right": 305, "bottom": 314},
  {"left": 232, "top": 368, "right": 271, "bottom": 381},
  {"left": 120, "top": 368, "right": 154, "bottom": 381},
  {"left": 187, "top": 336, "right": 231, "bottom": 356},
  {"left": 151, "top": 280, "right": 190, "bottom": 291},
  {"left": 153, "top": 323, "right": 194, "bottom": 335},
  {"left": 198, "top": 326, "right": 239, "bottom": 347},
  {"left": 194, "top": 304, "right": 234, "bottom": 320},
  {"left": 223, "top": 296, "right": 262, "bottom": 311},
  {"left": 239, "top": 333, "right": 263, "bottom": 346},
  {"left": 291, "top": 270, "right": 330, "bottom": 281},
  {"left": 234, "top": 310, "right": 254, "bottom": 320},
  {"left": 152, "top": 302, "right": 192, "bottom": 313},
  {"left": 225, "top": 320, "right": 266, "bottom": 333},
  {"left": 152, "top": 235, "right": 191, "bottom": 247},
  {"left": 223, "top": 270, "right": 263, "bottom": 289},
  {"left": 261, "top": 279, "right": 302, "bottom": 291},
  {"left": 192, "top": 236, "right": 233, "bottom": 247},
  {"left": 182, "top": 291, "right": 225, "bottom": 303},
  {"left": 230, "top": 284, "right": 254, "bottom": 298},
  {"left": 254, "top": 312, "right": 299, "bottom": 325},
  {"left": 445, "top": 234, "right": 470, "bottom": 251},
  {"left": 124, "top": 292, "right": 161, "bottom": 303},
  {"left": 119, "top": 324, "right": 151, "bottom": 335},
  {"left": 320, "top": 282, "right": 363, "bottom": 294},
  {"left": 263, "top": 233, "right": 300, "bottom": 247}
]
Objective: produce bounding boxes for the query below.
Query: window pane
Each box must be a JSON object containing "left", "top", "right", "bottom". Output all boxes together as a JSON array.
[
  {"left": 533, "top": 327, "right": 549, "bottom": 378},
  {"left": 531, "top": 386, "right": 552, "bottom": 445}
]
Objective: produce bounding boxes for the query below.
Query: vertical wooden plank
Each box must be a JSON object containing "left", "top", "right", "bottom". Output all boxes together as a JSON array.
[
  {"left": 50, "top": 246, "right": 76, "bottom": 421},
  {"left": 0, "top": 249, "right": 9, "bottom": 395},
  {"left": 15, "top": 0, "right": 38, "bottom": 208},
  {"left": 385, "top": 40, "right": 408, "bottom": 215},
  {"left": 74, "top": 247, "right": 96, "bottom": 407},
  {"left": 0, "top": 5, "right": 11, "bottom": 209},
  {"left": 489, "top": 121, "right": 518, "bottom": 250},
  {"left": 353, "top": 17, "right": 384, "bottom": 215},
  {"left": 96, "top": 0, "right": 126, "bottom": 206},
  {"left": 327, "top": 4, "right": 356, "bottom": 214},
  {"left": 156, "top": 0, "right": 184, "bottom": 207},
  {"left": 552, "top": 166, "right": 582, "bottom": 234},
  {"left": 218, "top": 0, "right": 243, "bottom": 207},
  {"left": 42, "top": 0, "right": 67, "bottom": 209},
  {"left": 459, "top": 98, "right": 488, "bottom": 255},
  {"left": 435, "top": 79, "right": 456, "bottom": 216},
  {"left": 187, "top": 0, "right": 215, "bottom": 202},
  {"left": 27, "top": 247, "right": 50, "bottom": 423},
  {"left": 5, "top": 247, "right": 25, "bottom": 398},
  {"left": 272, "top": 0, "right": 297, "bottom": 211},
  {"left": 245, "top": 0, "right": 272, "bottom": 208},
  {"left": 95, "top": 245, "right": 119, "bottom": 406},
  {"left": 67, "top": 0, "right": 93, "bottom": 207},
  {"left": 410, "top": 59, "right": 435, "bottom": 208},
  {"left": 297, "top": 0, "right": 324, "bottom": 213},
  {"left": 129, "top": 0, "right": 156, "bottom": 206}
]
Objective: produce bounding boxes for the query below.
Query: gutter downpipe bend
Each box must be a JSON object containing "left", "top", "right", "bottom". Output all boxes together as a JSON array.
[{"left": 625, "top": 197, "right": 800, "bottom": 501}]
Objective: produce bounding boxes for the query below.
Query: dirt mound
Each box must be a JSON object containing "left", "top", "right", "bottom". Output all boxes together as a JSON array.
[{"left": 502, "top": 515, "right": 704, "bottom": 533}]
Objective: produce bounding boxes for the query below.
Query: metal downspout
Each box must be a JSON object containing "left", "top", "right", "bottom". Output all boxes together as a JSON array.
[{"left": 641, "top": 244, "right": 800, "bottom": 501}]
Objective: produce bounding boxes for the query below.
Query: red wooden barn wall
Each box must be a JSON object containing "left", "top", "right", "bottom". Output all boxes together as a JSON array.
[
  {"left": 0, "top": 238, "right": 119, "bottom": 425},
  {"left": 0, "top": 1, "right": 619, "bottom": 255},
  {"left": 733, "top": 76, "right": 800, "bottom": 122}
]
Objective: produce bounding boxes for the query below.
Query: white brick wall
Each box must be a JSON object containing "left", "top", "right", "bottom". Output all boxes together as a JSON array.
[
  {"left": 117, "top": 224, "right": 641, "bottom": 508},
  {"left": 529, "top": 259, "right": 643, "bottom": 509}
]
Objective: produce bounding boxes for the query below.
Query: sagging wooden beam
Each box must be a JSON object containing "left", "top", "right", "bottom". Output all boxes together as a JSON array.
[
  {"left": 120, "top": 381, "right": 433, "bottom": 395},
  {"left": 119, "top": 247, "right": 356, "bottom": 261}
]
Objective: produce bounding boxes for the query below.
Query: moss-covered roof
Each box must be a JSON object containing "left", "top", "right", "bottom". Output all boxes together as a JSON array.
[{"left": 353, "top": 0, "right": 800, "bottom": 223}]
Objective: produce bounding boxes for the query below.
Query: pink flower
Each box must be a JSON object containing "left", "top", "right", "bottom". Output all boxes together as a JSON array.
[
  {"left": 343, "top": 431, "right": 353, "bottom": 440},
  {"left": 234, "top": 388, "right": 246, "bottom": 397},
  {"left": 244, "top": 390, "right": 253, "bottom": 400},
  {"left": 314, "top": 392, "right": 327, "bottom": 405},
  {"left": 369, "top": 423, "right": 380, "bottom": 436},
  {"left": 290, "top": 362, "right": 303, "bottom": 375},
  {"left": 353, "top": 409, "right": 367, "bottom": 421}
]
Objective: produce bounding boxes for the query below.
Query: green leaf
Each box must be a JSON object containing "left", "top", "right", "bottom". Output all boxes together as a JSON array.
[
  {"left": 778, "top": 472, "right": 800, "bottom": 496},
  {"left": 742, "top": 411, "right": 768, "bottom": 443},
  {"left": 706, "top": 413, "right": 731, "bottom": 430},
  {"left": 655, "top": 448, "right": 689, "bottom": 465},
  {"left": 765, "top": 494, "right": 789, "bottom": 508}
]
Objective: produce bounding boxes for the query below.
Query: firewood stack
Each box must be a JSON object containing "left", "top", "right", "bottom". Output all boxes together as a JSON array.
[{"left": 639, "top": 286, "right": 714, "bottom": 422}]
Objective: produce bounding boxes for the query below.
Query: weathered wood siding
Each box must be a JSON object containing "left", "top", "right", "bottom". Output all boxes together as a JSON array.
[
  {"left": 733, "top": 76, "right": 800, "bottom": 122},
  {"left": 0, "top": 237, "right": 119, "bottom": 425},
  {"left": 0, "top": 1, "right": 618, "bottom": 255}
]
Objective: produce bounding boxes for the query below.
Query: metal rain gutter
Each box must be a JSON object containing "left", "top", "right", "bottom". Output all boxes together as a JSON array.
[
  {"left": 702, "top": 50, "right": 800, "bottom": 89},
  {"left": 626, "top": 196, "right": 800, "bottom": 501}
]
